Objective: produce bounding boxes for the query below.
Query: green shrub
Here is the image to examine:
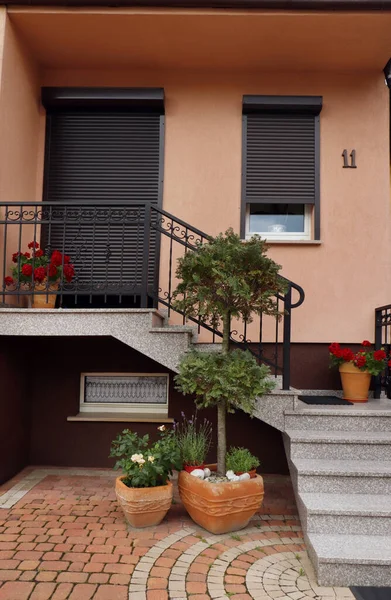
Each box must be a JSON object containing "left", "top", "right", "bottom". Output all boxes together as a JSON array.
[
  {"left": 226, "top": 447, "right": 260, "bottom": 473},
  {"left": 109, "top": 426, "right": 182, "bottom": 488}
]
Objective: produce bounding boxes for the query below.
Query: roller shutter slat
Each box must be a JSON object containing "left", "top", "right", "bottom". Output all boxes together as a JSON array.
[
  {"left": 43, "top": 111, "right": 162, "bottom": 291},
  {"left": 245, "top": 113, "right": 316, "bottom": 205}
]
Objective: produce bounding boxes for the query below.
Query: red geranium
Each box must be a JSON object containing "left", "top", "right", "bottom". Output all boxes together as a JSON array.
[
  {"left": 50, "top": 250, "right": 63, "bottom": 267},
  {"left": 48, "top": 264, "right": 58, "bottom": 278},
  {"left": 23, "top": 252, "right": 31, "bottom": 259},
  {"left": 21, "top": 264, "right": 32, "bottom": 277},
  {"left": 374, "top": 349, "right": 386, "bottom": 361},
  {"left": 388, "top": 359, "right": 391, "bottom": 368},
  {"left": 355, "top": 355, "right": 367, "bottom": 368},
  {"left": 33, "top": 267, "right": 46, "bottom": 283},
  {"left": 28, "top": 241, "right": 39, "bottom": 249},
  {"left": 341, "top": 348, "right": 355, "bottom": 362},
  {"left": 4, "top": 276, "right": 14, "bottom": 286},
  {"left": 12, "top": 252, "right": 21, "bottom": 263},
  {"left": 35, "top": 249, "right": 44, "bottom": 258},
  {"left": 64, "top": 255, "right": 71, "bottom": 264},
  {"left": 362, "top": 340, "right": 371, "bottom": 347},
  {"left": 63, "top": 264, "right": 75, "bottom": 283}
]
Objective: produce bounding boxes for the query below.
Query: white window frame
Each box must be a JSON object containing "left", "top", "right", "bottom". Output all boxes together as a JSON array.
[
  {"left": 79, "top": 373, "right": 169, "bottom": 416},
  {"left": 245, "top": 204, "right": 312, "bottom": 241}
]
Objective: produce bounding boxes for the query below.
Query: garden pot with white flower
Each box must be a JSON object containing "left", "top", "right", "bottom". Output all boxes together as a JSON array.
[
  {"left": 110, "top": 425, "right": 181, "bottom": 528},
  {"left": 329, "top": 341, "right": 387, "bottom": 403}
]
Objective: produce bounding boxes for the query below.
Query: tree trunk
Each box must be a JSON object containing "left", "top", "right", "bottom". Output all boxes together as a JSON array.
[
  {"left": 217, "top": 310, "right": 230, "bottom": 474},
  {"left": 217, "top": 399, "right": 227, "bottom": 474}
]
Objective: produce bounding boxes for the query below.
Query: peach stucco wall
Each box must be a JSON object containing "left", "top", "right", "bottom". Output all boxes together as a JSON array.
[
  {"left": 0, "top": 14, "right": 42, "bottom": 284},
  {"left": 41, "top": 68, "right": 391, "bottom": 343}
]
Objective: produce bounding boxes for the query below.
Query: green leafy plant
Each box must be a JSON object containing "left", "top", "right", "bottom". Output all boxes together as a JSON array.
[
  {"left": 226, "top": 447, "right": 260, "bottom": 474},
  {"left": 109, "top": 426, "right": 182, "bottom": 488},
  {"left": 175, "top": 412, "right": 212, "bottom": 467},
  {"left": 174, "top": 229, "right": 286, "bottom": 474}
]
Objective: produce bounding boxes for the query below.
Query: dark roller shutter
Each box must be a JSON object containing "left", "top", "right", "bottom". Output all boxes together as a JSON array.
[
  {"left": 244, "top": 113, "right": 316, "bottom": 205},
  {"left": 42, "top": 106, "right": 163, "bottom": 300}
]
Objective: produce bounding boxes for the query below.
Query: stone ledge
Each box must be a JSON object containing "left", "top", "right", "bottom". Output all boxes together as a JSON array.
[{"left": 67, "top": 412, "right": 174, "bottom": 423}]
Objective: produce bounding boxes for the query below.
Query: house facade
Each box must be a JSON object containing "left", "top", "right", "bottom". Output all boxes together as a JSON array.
[{"left": 1, "top": 0, "right": 391, "bottom": 586}]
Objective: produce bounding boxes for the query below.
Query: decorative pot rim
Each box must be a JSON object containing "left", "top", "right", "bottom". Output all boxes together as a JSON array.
[
  {"left": 339, "top": 362, "right": 371, "bottom": 374},
  {"left": 180, "top": 469, "right": 263, "bottom": 488},
  {"left": 116, "top": 475, "right": 173, "bottom": 492}
]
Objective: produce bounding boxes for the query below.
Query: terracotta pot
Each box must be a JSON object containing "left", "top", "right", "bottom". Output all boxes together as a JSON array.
[
  {"left": 184, "top": 464, "right": 205, "bottom": 473},
  {"left": 31, "top": 283, "right": 58, "bottom": 309},
  {"left": 115, "top": 476, "right": 173, "bottom": 528},
  {"left": 339, "top": 362, "right": 371, "bottom": 403},
  {"left": 178, "top": 469, "right": 264, "bottom": 534},
  {"left": 235, "top": 469, "right": 257, "bottom": 479}
]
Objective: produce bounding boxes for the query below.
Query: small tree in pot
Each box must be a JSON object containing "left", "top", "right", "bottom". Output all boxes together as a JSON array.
[
  {"left": 174, "top": 229, "right": 286, "bottom": 475},
  {"left": 173, "top": 229, "right": 287, "bottom": 533}
]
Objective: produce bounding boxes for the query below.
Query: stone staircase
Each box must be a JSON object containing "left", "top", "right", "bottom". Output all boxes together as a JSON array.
[
  {"left": 282, "top": 400, "right": 391, "bottom": 587},
  {"left": 0, "top": 308, "right": 196, "bottom": 372}
]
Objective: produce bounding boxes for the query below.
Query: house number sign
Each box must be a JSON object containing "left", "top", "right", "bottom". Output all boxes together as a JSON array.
[{"left": 342, "top": 149, "right": 357, "bottom": 169}]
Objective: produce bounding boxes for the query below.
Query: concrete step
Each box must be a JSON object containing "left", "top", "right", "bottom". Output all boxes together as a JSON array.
[
  {"left": 292, "top": 458, "right": 391, "bottom": 494},
  {"left": 287, "top": 429, "right": 391, "bottom": 460},
  {"left": 299, "top": 492, "right": 391, "bottom": 535},
  {"left": 305, "top": 532, "right": 391, "bottom": 587},
  {"left": 285, "top": 407, "right": 391, "bottom": 432}
]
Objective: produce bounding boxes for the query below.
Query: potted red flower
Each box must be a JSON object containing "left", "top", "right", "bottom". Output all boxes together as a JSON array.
[
  {"left": 329, "top": 341, "right": 388, "bottom": 402},
  {"left": 4, "top": 242, "right": 75, "bottom": 309}
]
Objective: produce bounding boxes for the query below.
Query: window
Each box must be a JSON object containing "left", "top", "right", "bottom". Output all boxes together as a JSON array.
[
  {"left": 80, "top": 373, "right": 169, "bottom": 415},
  {"left": 247, "top": 203, "right": 311, "bottom": 240},
  {"left": 241, "top": 95, "right": 322, "bottom": 241}
]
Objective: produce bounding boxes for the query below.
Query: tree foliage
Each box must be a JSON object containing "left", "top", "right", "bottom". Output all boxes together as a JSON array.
[{"left": 172, "top": 228, "right": 287, "bottom": 325}]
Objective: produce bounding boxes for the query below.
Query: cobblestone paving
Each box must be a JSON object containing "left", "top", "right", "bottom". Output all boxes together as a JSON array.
[{"left": 0, "top": 468, "right": 355, "bottom": 600}]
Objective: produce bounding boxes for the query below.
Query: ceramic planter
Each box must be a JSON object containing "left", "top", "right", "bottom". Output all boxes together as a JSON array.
[
  {"left": 235, "top": 468, "right": 257, "bottom": 479},
  {"left": 184, "top": 464, "right": 205, "bottom": 473},
  {"left": 31, "top": 283, "right": 58, "bottom": 309},
  {"left": 178, "top": 469, "right": 264, "bottom": 534},
  {"left": 115, "top": 476, "right": 173, "bottom": 528},
  {"left": 339, "top": 362, "right": 371, "bottom": 403}
]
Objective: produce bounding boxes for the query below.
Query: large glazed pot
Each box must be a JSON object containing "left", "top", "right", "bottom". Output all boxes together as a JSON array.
[
  {"left": 178, "top": 469, "right": 264, "bottom": 534},
  {"left": 339, "top": 362, "right": 371, "bottom": 403},
  {"left": 115, "top": 476, "right": 173, "bottom": 528}
]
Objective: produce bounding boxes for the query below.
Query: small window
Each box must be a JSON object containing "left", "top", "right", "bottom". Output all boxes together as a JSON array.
[
  {"left": 241, "top": 95, "right": 322, "bottom": 241},
  {"left": 80, "top": 373, "right": 169, "bottom": 415},
  {"left": 246, "top": 203, "right": 311, "bottom": 241}
]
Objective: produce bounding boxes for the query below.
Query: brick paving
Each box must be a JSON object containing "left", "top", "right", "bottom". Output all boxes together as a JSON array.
[{"left": 0, "top": 468, "right": 354, "bottom": 599}]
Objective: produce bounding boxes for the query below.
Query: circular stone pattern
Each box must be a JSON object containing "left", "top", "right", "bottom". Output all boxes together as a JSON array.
[{"left": 129, "top": 524, "right": 355, "bottom": 600}]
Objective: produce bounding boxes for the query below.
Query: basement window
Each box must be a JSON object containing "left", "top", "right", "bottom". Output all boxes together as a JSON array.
[{"left": 79, "top": 373, "right": 169, "bottom": 416}]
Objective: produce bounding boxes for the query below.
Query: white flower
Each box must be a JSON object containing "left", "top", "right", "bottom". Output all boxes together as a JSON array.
[
  {"left": 131, "top": 453, "right": 144, "bottom": 463},
  {"left": 158, "top": 425, "right": 166, "bottom": 432},
  {"left": 148, "top": 456, "right": 155, "bottom": 463}
]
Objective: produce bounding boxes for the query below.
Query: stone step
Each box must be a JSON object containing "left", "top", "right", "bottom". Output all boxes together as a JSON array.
[
  {"left": 299, "top": 492, "right": 391, "bottom": 535},
  {"left": 292, "top": 458, "right": 391, "bottom": 494},
  {"left": 287, "top": 429, "right": 391, "bottom": 460},
  {"left": 285, "top": 408, "right": 391, "bottom": 432},
  {"left": 305, "top": 532, "right": 391, "bottom": 587}
]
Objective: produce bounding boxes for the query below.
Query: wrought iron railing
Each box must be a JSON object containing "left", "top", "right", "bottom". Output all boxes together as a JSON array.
[
  {"left": 0, "top": 201, "right": 305, "bottom": 389},
  {"left": 375, "top": 303, "right": 391, "bottom": 398}
]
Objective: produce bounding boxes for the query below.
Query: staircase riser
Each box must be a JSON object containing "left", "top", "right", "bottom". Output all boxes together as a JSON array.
[
  {"left": 285, "top": 414, "right": 391, "bottom": 432},
  {"left": 317, "top": 562, "right": 391, "bottom": 587},
  {"left": 306, "top": 514, "right": 391, "bottom": 536},
  {"left": 297, "top": 474, "right": 391, "bottom": 494},
  {"left": 290, "top": 442, "right": 391, "bottom": 460}
]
